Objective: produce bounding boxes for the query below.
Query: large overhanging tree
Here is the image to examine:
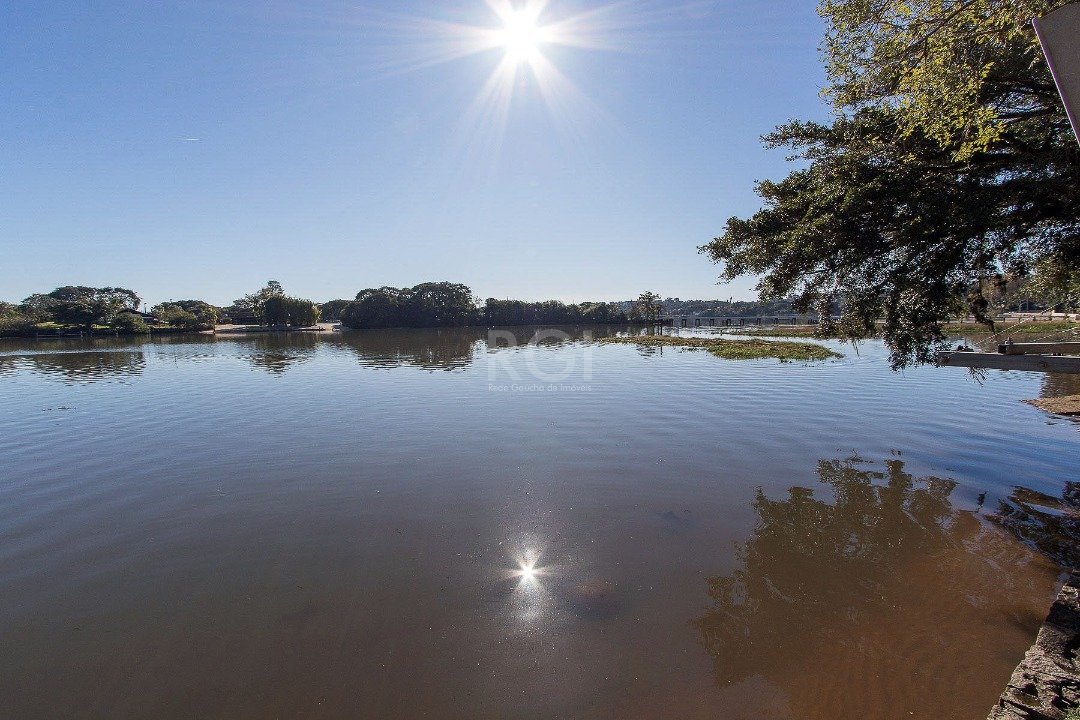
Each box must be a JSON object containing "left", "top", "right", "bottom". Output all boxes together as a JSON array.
[{"left": 701, "top": 0, "right": 1080, "bottom": 368}]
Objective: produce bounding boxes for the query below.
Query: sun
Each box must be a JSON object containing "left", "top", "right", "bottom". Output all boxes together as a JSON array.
[
  {"left": 496, "top": 9, "right": 547, "bottom": 63},
  {"left": 368, "top": 0, "right": 625, "bottom": 155}
]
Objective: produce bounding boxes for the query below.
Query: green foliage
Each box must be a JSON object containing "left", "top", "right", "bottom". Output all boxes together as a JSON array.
[
  {"left": 342, "top": 283, "right": 475, "bottom": 329},
  {"left": 285, "top": 297, "right": 320, "bottom": 327},
  {"left": 262, "top": 295, "right": 289, "bottom": 326},
  {"left": 578, "top": 301, "right": 628, "bottom": 324},
  {"left": 340, "top": 284, "right": 632, "bottom": 329},
  {"left": 21, "top": 286, "right": 141, "bottom": 330},
  {"left": 341, "top": 287, "right": 405, "bottom": 329},
  {"left": 225, "top": 282, "right": 317, "bottom": 327},
  {"left": 319, "top": 299, "right": 352, "bottom": 322},
  {"left": 602, "top": 334, "right": 841, "bottom": 361},
  {"left": 228, "top": 280, "right": 285, "bottom": 322},
  {"left": 111, "top": 312, "right": 150, "bottom": 334},
  {"left": 702, "top": 0, "right": 1080, "bottom": 368},
  {"left": 820, "top": 0, "right": 1065, "bottom": 160},
  {"left": 634, "top": 291, "right": 662, "bottom": 322},
  {"left": 1027, "top": 258, "right": 1080, "bottom": 311},
  {"left": 406, "top": 282, "right": 476, "bottom": 326},
  {"left": 261, "top": 295, "right": 321, "bottom": 327},
  {"left": 482, "top": 298, "right": 528, "bottom": 325},
  {"left": 152, "top": 300, "right": 218, "bottom": 330},
  {"left": 0, "top": 302, "right": 36, "bottom": 337},
  {"left": 483, "top": 298, "right": 628, "bottom": 325}
]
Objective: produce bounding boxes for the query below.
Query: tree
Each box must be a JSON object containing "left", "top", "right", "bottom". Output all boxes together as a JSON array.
[
  {"left": 483, "top": 299, "right": 527, "bottom": 326},
  {"left": 111, "top": 312, "right": 150, "bottom": 334},
  {"left": 481, "top": 298, "right": 628, "bottom": 326},
  {"left": 226, "top": 281, "right": 320, "bottom": 327},
  {"left": 701, "top": 0, "right": 1080, "bottom": 368},
  {"left": 341, "top": 285, "right": 634, "bottom": 330},
  {"left": 1027, "top": 258, "right": 1080, "bottom": 312},
  {"left": 0, "top": 302, "right": 36, "bottom": 337},
  {"left": 21, "top": 286, "right": 141, "bottom": 330},
  {"left": 261, "top": 296, "right": 320, "bottom": 327},
  {"left": 402, "top": 282, "right": 477, "bottom": 327},
  {"left": 319, "top": 300, "right": 352, "bottom": 322},
  {"left": 152, "top": 300, "right": 218, "bottom": 330},
  {"left": 634, "top": 291, "right": 662, "bottom": 323},
  {"left": 341, "top": 283, "right": 476, "bottom": 329},
  {"left": 262, "top": 296, "right": 289, "bottom": 326},
  {"left": 283, "top": 297, "right": 320, "bottom": 327},
  {"left": 231, "top": 280, "right": 285, "bottom": 321},
  {"left": 580, "top": 302, "right": 627, "bottom": 324},
  {"left": 341, "top": 287, "right": 407, "bottom": 329}
]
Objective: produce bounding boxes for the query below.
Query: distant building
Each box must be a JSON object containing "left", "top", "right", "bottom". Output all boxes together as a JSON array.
[{"left": 117, "top": 308, "right": 161, "bottom": 325}]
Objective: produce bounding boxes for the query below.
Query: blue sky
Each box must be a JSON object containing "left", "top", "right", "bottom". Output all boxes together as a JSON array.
[{"left": 1, "top": 1, "right": 829, "bottom": 307}]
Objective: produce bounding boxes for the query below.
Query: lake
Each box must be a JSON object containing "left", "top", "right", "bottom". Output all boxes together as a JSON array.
[{"left": 1, "top": 327, "right": 1077, "bottom": 720}]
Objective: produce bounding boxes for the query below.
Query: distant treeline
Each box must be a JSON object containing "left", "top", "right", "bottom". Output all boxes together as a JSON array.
[
  {"left": 329, "top": 286, "right": 812, "bottom": 329},
  {"left": 0, "top": 286, "right": 221, "bottom": 337},
  {"left": 1, "top": 282, "right": 319, "bottom": 337},
  {"left": 335, "top": 283, "right": 632, "bottom": 329},
  {"left": 2, "top": 280, "right": 823, "bottom": 338}
]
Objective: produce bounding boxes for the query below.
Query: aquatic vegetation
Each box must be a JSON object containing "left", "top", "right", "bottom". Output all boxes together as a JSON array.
[
  {"left": 722, "top": 325, "right": 849, "bottom": 339},
  {"left": 601, "top": 334, "right": 841, "bottom": 361}
]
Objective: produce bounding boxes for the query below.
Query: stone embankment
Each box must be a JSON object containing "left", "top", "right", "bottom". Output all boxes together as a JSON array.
[{"left": 988, "top": 577, "right": 1080, "bottom": 719}]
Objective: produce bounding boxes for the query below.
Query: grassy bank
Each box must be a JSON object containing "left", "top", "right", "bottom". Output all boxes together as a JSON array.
[
  {"left": 602, "top": 334, "right": 841, "bottom": 361},
  {"left": 941, "top": 319, "right": 1079, "bottom": 335},
  {"left": 723, "top": 325, "right": 832, "bottom": 338},
  {"left": 722, "top": 319, "right": 1078, "bottom": 340}
]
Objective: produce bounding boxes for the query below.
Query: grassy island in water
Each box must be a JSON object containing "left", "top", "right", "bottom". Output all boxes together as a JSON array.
[{"left": 602, "top": 335, "right": 842, "bottom": 361}]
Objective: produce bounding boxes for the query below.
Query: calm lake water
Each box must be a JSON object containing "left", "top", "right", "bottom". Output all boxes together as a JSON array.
[{"left": 1, "top": 327, "right": 1078, "bottom": 720}]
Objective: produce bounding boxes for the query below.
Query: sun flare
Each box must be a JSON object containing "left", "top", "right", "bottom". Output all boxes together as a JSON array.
[
  {"left": 369, "top": 1, "right": 630, "bottom": 157},
  {"left": 497, "top": 10, "right": 546, "bottom": 63},
  {"left": 516, "top": 561, "right": 539, "bottom": 582}
]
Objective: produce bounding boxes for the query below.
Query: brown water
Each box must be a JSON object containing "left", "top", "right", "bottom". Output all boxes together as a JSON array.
[{"left": 1, "top": 327, "right": 1077, "bottom": 719}]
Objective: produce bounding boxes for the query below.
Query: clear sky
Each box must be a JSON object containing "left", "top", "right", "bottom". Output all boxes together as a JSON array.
[{"left": 1, "top": 1, "right": 829, "bottom": 307}]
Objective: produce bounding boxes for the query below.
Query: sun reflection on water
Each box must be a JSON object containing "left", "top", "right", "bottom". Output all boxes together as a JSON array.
[
  {"left": 504, "top": 545, "right": 557, "bottom": 626},
  {"left": 516, "top": 561, "right": 539, "bottom": 582}
]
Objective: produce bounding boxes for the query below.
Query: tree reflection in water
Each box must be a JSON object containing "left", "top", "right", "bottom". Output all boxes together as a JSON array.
[
  {"left": 332, "top": 325, "right": 630, "bottom": 372},
  {"left": 333, "top": 327, "right": 487, "bottom": 371},
  {"left": 24, "top": 350, "right": 146, "bottom": 383},
  {"left": 0, "top": 335, "right": 221, "bottom": 382},
  {"left": 1042, "top": 373, "right": 1080, "bottom": 399},
  {"left": 240, "top": 333, "right": 320, "bottom": 375},
  {"left": 993, "top": 482, "right": 1080, "bottom": 570},
  {"left": 0, "top": 326, "right": 638, "bottom": 379},
  {"left": 694, "top": 455, "right": 1059, "bottom": 720}
]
